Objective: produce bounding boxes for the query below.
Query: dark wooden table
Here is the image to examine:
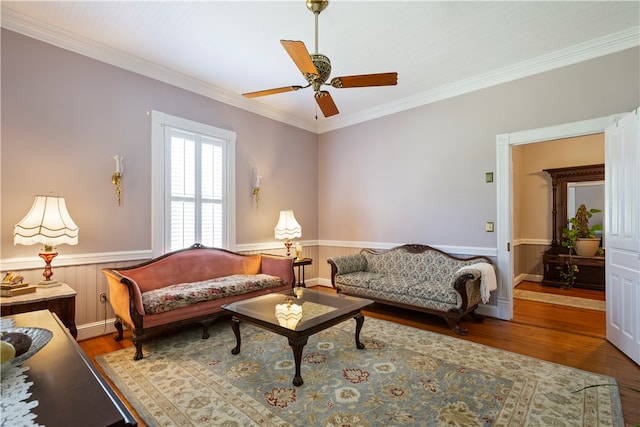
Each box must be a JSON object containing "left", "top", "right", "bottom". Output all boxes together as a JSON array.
[
  {"left": 542, "top": 248, "right": 605, "bottom": 291},
  {"left": 223, "top": 289, "right": 373, "bottom": 386},
  {"left": 5, "top": 310, "right": 136, "bottom": 426}
]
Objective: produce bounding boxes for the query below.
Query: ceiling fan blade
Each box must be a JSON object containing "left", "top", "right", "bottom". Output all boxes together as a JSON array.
[
  {"left": 281, "top": 40, "right": 318, "bottom": 77},
  {"left": 330, "top": 72, "right": 398, "bottom": 89},
  {"left": 242, "top": 85, "right": 304, "bottom": 98},
  {"left": 315, "top": 91, "right": 339, "bottom": 117}
]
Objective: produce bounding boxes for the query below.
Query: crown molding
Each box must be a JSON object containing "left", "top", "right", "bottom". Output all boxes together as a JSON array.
[
  {"left": 2, "top": 8, "right": 638, "bottom": 135},
  {"left": 318, "top": 27, "right": 640, "bottom": 133},
  {"left": 0, "top": 8, "right": 319, "bottom": 133}
]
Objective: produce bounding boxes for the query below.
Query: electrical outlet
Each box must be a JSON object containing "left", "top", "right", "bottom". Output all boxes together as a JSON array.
[{"left": 99, "top": 292, "right": 107, "bottom": 303}]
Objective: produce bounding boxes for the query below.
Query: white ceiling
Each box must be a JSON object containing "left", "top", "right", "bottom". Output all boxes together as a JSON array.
[{"left": 2, "top": 1, "right": 639, "bottom": 133}]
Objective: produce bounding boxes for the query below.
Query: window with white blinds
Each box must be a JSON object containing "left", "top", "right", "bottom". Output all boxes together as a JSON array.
[
  {"left": 168, "top": 128, "right": 224, "bottom": 250},
  {"left": 152, "top": 111, "right": 236, "bottom": 256}
]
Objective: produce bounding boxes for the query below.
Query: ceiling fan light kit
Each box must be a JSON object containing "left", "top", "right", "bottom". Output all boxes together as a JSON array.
[{"left": 242, "top": 0, "right": 397, "bottom": 118}]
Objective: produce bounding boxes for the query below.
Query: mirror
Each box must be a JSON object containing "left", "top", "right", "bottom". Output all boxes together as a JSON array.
[{"left": 544, "top": 164, "right": 604, "bottom": 247}]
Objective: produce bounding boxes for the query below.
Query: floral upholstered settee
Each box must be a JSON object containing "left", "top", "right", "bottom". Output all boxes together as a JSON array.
[
  {"left": 102, "top": 244, "right": 293, "bottom": 360},
  {"left": 327, "top": 244, "right": 496, "bottom": 335}
]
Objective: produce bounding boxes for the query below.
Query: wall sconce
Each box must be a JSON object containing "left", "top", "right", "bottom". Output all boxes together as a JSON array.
[
  {"left": 112, "top": 155, "right": 123, "bottom": 206},
  {"left": 252, "top": 173, "right": 262, "bottom": 207}
]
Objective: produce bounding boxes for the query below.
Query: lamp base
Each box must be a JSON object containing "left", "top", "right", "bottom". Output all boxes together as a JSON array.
[
  {"left": 39, "top": 248, "right": 59, "bottom": 286},
  {"left": 37, "top": 280, "right": 61, "bottom": 288},
  {"left": 284, "top": 240, "right": 293, "bottom": 257}
]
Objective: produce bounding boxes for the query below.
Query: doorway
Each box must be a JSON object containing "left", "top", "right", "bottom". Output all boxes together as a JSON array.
[{"left": 495, "top": 114, "right": 622, "bottom": 322}]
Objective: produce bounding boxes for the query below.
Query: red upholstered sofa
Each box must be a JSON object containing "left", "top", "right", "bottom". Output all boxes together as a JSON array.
[{"left": 102, "top": 244, "right": 293, "bottom": 360}]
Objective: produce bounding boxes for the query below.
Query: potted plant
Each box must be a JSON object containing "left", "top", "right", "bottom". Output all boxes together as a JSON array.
[
  {"left": 568, "top": 204, "right": 603, "bottom": 257},
  {"left": 557, "top": 204, "right": 602, "bottom": 288}
]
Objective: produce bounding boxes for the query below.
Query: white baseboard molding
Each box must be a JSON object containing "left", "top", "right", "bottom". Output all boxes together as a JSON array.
[
  {"left": 514, "top": 273, "right": 543, "bottom": 287},
  {"left": 475, "top": 304, "right": 500, "bottom": 319},
  {"left": 313, "top": 278, "right": 332, "bottom": 288},
  {"left": 77, "top": 318, "right": 118, "bottom": 341},
  {"left": 496, "top": 297, "right": 513, "bottom": 321}
]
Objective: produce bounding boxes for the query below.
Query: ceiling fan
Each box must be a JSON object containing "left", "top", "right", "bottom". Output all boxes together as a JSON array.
[{"left": 242, "top": 0, "right": 398, "bottom": 118}]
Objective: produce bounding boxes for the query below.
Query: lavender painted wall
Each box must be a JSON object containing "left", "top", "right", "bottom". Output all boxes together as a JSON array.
[
  {"left": 1, "top": 28, "right": 638, "bottom": 263},
  {"left": 318, "top": 47, "right": 639, "bottom": 249},
  {"left": 1, "top": 29, "right": 318, "bottom": 259}
]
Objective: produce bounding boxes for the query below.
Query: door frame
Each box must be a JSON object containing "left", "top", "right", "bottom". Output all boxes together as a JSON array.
[{"left": 495, "top": 114, "right": 624, "bottom": 320}]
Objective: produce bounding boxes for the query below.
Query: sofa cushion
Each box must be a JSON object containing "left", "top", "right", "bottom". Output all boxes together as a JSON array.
[
  {"left": 406, "top": 281, "right": 460, "bottom": 306},
  {"left": 142, "top": 274, "right": 284, "bottom": 314},
  {"left": 367, "top": 275, "right": 423, "bottom": 294},
  {"left": 335, "top": 271, "right": 382, "bottom": 289}
]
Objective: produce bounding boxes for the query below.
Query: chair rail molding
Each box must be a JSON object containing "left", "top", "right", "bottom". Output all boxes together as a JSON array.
[{"left": 0, "top": 250, "right": 153, "bottom": 271}]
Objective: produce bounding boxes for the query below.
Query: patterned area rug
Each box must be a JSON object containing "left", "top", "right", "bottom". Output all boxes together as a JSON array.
[
  {"left": 97, "top": 318, "right": 622, "bottom": 427},
  {"left": 514, "top": 289, "right": 606, "bottom": 312}
]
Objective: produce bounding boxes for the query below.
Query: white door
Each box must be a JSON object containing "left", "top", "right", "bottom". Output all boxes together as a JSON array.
[{"left": 605, "top": 108, "right": 640, "bottom": 365}]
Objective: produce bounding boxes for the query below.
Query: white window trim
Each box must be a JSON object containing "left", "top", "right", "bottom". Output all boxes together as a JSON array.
[{"left": 151, "top": 111, "right": 236, "bottom": 257}]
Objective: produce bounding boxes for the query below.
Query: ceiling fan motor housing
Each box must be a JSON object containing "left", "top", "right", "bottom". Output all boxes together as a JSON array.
[{"left": 307, "top": 54, "right": 331, "bottom": 89}]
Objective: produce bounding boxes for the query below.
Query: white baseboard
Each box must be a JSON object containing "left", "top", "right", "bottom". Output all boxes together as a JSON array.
[
  {"left": 513, "top": 273, "right": 543, "bottom": 287},
  {"left": 313, "top": 278, "right": 332, "bottom": 288},
  {"left": 496, "top": 296, "right": 513, "bottom": 321},
  {"left": 476, "top": 303, "right": 500, "bottom": 319},
  {"left": 77, "top": 318, "right": 117, "bottom": 341}
]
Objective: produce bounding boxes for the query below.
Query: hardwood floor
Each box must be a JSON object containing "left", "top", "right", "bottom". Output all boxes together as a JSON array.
[
  {"left": 514, "top": 281, "right": 606, "bottom": 338},
  {"left": 79, "top": 284, "right": 640, "bottom": 426}
]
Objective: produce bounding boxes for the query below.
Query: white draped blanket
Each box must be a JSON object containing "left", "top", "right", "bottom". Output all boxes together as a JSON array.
[{"left": 456, "top": 262, "right": 497, "bottom": 303}]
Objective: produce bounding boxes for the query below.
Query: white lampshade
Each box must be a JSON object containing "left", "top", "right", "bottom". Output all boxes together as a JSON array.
[
  {"left": 274, "top": 210, "right": 302, "bottom": 240},
  {"left": 14, "top": 195, "right": 79, "bottom": 248}
]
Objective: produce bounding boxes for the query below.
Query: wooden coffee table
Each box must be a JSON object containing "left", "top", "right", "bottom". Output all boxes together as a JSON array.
[{"left": 222, "top": 288, "right": 373, "bottom": 386}]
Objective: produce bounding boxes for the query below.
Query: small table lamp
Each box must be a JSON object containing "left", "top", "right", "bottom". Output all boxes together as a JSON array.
[
  {"left": 274, "top": 210, "right": 301, "bottom": 257},
  {"left": 14, "top": 195, "right": 79, "bottom": 287}
]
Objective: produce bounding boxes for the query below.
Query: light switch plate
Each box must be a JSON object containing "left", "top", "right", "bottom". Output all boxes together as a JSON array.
[
  {"left": 485, "top": 172, "right": 494, "bottom": 183},
  {"left": 485, "top": 222, "right": 494, "bottom": 232}
]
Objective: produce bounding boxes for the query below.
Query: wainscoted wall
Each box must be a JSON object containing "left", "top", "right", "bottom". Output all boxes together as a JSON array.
[
  {"left": 513, "top": 242, "right": 550, "bottom": 286},
  {"left": 2, "top": 243, "right": 498, "bottom": 340},
  {"left": 6, "top": 259, "right": 145, "bottom": 341},
  {"left": 4, "top": 246, "right": 322, "bottom": 341}
]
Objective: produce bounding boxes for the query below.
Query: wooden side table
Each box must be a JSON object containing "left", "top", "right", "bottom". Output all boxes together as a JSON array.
[
  {"left": 0, "top": 282, "right": 77, "bottom": 339},
  {"left": 293, "top": 257, "right": 312, "bottom": 287}
]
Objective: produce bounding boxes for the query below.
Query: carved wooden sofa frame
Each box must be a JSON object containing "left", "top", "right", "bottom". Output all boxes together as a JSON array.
[
  {"left": 102, "top": 244, "right": 293, "bottom": 360},
  {"left": 327, "top": 244, "right": 494, "bottom": 335}
]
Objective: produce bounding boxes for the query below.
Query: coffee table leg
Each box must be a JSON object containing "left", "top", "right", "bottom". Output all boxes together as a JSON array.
[
  {"left": 230, "top": 316, "right": 241, "bottom": 355},
  {"left": 354, "top": 313, "right": 365, "bottom": 349},
  {"left": 288, "top": 336, "right": 308, "bottom": 386}
]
